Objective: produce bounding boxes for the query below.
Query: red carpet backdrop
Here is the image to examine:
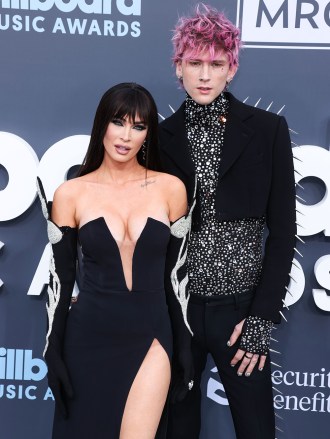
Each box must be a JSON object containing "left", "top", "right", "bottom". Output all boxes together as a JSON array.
[{"left": 0, "top": 1, "right": 329, "bottom": 437}]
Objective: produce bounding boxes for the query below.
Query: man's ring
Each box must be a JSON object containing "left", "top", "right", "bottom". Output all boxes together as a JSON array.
[{"left": 188, "top": 380, "right": 194, "bottom": 390}]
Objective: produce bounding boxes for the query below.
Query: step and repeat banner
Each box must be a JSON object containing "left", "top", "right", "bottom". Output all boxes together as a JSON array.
[{"left": 0, "top": 1, "right": 329, "bottom": 438}]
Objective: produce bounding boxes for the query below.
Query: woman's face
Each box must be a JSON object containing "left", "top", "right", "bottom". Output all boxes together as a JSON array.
[
  {"left": 176, "top": 50, "right": 237, "bottom": 105},
  {"left": 103, "top": 115, "right": 148, "bottom": 164}
]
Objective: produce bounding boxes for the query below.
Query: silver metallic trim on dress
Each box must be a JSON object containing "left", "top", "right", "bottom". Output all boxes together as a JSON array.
[
  {"left": 36, "top": 178, "right": 64, "bottom": 245},
  {"left": 170, "top": 177, "right": 197, "bottom": 336},
  {"left": 47, "top": 220, "right": 63, "bottom": 244},
  {"left": 36, "top": 178, "right": 64, "bottom": 356},
  {"left": 36, "top": 179, "right": 49, "bottom": 221},
  {"left": 44, "top": 248, "right": 61, "bottom": 356}
]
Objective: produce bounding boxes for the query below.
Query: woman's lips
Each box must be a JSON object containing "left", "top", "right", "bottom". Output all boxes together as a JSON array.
[{"left": 114, "top": 145, "right": 131, "bottom": 155}]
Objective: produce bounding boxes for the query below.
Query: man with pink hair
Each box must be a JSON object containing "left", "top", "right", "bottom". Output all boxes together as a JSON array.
[{"left": 159, "top": 4, "right": 296, "bottom": 439}]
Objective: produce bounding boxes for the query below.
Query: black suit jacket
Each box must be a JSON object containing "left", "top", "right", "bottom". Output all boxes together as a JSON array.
[{"left": 159, "top": 92, "right": 296, "bottom": 323}]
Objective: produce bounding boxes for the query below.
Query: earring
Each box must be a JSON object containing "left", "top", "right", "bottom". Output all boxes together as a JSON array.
[
  {"left": 141, "top": 140, "right": 147, "bottom": 162},
  {"left": 177, "top": 75, "right": 183, "bottom": 80},
  {"left": 225, "top": 77, "right": 232, "bottom": 91}
]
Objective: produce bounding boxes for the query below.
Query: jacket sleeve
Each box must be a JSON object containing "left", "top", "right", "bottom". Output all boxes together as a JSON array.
[{"left": 249, "top": 116, "right": 296, "bottom": 323}]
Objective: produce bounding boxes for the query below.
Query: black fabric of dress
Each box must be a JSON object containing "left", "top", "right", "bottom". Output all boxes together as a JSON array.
[{"left": 52, "top": 216, "right": 173, "bottom": 439}]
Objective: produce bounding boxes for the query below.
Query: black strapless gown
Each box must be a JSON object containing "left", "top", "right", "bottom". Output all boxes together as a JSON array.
[{"left": 52, "top": 217, "right": 173, "bottom": 438}]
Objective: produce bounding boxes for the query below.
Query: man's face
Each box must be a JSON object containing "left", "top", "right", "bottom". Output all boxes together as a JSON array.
[{"left": 176, "top": 51, "right": 237, "bottom": 105}]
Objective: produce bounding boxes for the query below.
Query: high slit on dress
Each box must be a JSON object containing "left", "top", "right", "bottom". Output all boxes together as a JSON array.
[{"left": 52, "top": 217, "right": 173, "bottom": 439}]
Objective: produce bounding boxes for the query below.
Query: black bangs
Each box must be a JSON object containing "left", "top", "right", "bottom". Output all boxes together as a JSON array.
[{"left": 112, "top": 87, "right": 151, "bottom": 124}]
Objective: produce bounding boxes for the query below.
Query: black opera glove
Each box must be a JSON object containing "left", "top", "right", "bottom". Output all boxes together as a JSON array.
[
  {"left": 239, "top": 315, "right": 273, "bottom": 356},
  {"left": 165, "top": 211, "right": 195, "bottom": 403},
  {"left": 37, "top": 178, "right": 77, "bottom": 418}
]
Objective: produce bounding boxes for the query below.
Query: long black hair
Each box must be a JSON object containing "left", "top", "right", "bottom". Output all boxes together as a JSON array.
[{"left": 77, "top": 82, "right": 161, "bottom": 176}]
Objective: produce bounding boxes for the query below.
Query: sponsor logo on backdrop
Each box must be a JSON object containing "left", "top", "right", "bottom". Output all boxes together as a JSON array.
[
  {"left": 207, "top": 367, "right": 229, "bottom": 405},
  {"left": 207, "top": 366, "right": 330, "bottom": 413},
  {"left": 272, "top": 368, "right": 330, "bottom": 412},
  {"left": 0, "top": 0, "right": 141, "bottom": 36},
  {"left": 0, "top": 347, "right": 53, "bottom": 400},
  {"left": 237, "top": 0, "right": 330, "bottom": 49}
]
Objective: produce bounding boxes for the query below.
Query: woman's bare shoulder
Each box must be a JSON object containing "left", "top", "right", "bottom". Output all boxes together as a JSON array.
[
  {"left": 54, "top": 178, "right": 80, "bottom": 199},
  {"left": 53, "top": 175, "right": 96, "bottom": 208},
  {"left": 152, "top": 173, "right": 187, "bottom": 220},
  {"left": 55, "top": 171, "right": 98, "bottom": 194},
  {"left": 154, "top": 172, "right": 186, "bottom": 192}
]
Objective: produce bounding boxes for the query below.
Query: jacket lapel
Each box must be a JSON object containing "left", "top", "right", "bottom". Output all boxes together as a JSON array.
[
  {"left": 218, "top": 93, "right": 255, "bottom": 180},
  {"left": 218, "top": 108, "right": 254, "bottom": 180},
  {"left": 160, "top": 103, "right": 195, "bottom": 178}
]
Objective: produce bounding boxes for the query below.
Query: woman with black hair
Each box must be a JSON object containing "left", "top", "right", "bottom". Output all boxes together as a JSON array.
[{"left": 37, "top": 83, "right": 193, "bottom": 439}]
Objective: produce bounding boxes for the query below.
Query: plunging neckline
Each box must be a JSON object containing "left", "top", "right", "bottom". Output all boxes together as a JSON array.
[{"left": 79, "top": 216, "right": 170, "bottom": 292}]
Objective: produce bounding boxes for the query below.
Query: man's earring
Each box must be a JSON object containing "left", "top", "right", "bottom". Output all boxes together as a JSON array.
[
  {"left": 177, "top": 75, "right": 183, "bottom": 80},
  {"left": 225, "top": 77, "right": 232, "bottom": 91}
]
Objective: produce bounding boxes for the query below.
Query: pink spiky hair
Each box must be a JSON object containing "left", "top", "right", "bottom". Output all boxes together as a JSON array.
[{"left": 172, "top": 3, "right": 242, "bottom": 67}]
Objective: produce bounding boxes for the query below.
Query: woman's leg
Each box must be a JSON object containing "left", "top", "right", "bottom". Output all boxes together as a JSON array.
[{"left": 120, "top": 339, "right": 171, "bottom": 439}]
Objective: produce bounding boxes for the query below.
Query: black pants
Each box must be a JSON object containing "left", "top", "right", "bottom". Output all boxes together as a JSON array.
[{"left": 167, "top": 291, "right": 275, "bottom": 439}]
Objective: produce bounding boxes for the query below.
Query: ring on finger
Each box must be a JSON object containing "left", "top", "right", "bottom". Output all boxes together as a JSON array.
[{"left": 245, "top": 354, "right": 253, "bottom": 360}]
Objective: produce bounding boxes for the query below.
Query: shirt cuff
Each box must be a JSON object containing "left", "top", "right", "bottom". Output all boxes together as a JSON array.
[{"left": 239, "top": 316, "right": 273, "bottom": 355}]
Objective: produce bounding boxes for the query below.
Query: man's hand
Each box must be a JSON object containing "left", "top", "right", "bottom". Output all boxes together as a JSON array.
[{"left": 227, "top": 319, "right": 267, "bottom": 376}]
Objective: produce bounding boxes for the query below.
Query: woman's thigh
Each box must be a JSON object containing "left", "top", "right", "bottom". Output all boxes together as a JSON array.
[{"left": 119, "top": 339, "right": 171, "bottom": 439}]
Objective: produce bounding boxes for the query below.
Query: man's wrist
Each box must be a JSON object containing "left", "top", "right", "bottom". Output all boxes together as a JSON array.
[{"left": 239, "top": 315, "right": 273, "bottom": 355}]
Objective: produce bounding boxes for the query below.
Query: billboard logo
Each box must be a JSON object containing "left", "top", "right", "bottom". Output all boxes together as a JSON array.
[
  {"left": 0, "top": 348, "right": 50, "bottom": 400},
  {"left": 0, "top": 348, "right": 47, "bottom": 381},
  {"left": 237, "top": 0, "right": 330, "bottom": 49},
  {"left": 0, "top": 0, "right": 141, "bottom": 15},
  {"left": 0, "top": 0, "right": 141, "bottom": 36}
]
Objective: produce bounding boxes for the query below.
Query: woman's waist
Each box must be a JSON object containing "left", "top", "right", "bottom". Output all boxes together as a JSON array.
[
  {"left": 65, "top": 289, "right": 171, "bottom": 346},
  {"left": 80, "top": 273, "right": 165, "bottom": 295},
  {"left": 73, "top": 286, "right": 168, "bottom": 314},
  {"left": 79, "top": 284, "right": 165, "bottom": 297}
]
